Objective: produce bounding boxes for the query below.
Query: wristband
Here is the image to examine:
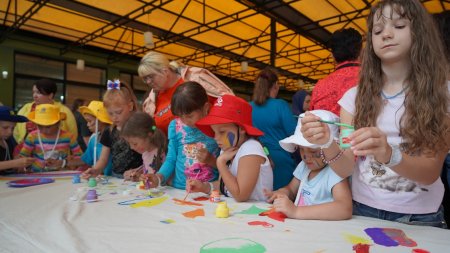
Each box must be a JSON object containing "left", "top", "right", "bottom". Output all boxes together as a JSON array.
[
  {"left": 156, "top": 175, "right": 162, "bottom": 187},
  {"left": 319, "top": 136, "right": 335, "bottom": 149},
  {"left": 383, "top": 144, "right": 402, "bottom": 167},
  {"left": 206, "top": 182, "right": 213, "bottom": 194}
]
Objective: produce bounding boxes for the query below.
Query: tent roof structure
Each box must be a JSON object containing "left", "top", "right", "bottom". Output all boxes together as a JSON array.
[{"left": 1, "top": 0, "right": 448, "bottom": 91}]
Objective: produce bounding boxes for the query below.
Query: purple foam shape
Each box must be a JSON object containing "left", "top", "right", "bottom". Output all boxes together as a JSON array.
[{"left": 364, "top": 227, "right": 399, "bottom": 247}]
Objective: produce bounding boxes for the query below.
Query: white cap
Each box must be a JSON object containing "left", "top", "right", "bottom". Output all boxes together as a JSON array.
[{"left": 279, "top": 110, "right": 340, "bottom": 152}]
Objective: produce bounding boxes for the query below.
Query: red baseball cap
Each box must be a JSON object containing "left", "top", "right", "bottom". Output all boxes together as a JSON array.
[{"left": 196, "top": 95, "right": 263, "bottom": 137}]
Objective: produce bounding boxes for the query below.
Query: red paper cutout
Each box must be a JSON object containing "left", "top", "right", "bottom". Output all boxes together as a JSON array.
[
  {"left": 412, "top": 249, "right": 430, "bottom": 253},
  {"left": 259, "top": 207, "right": 287, "bottom": 222},
  {"left": 182, "top": 208, "right": 205, "bottom": 218},
  {"left": 173, "top": 198, "right": 204, "bottom": 206},
  {"left": 193, "top": 196, "right": 209, "bottom": 201},
  {"left": 248, "top": 221, "right": 274, "bottom": 228},
  {"left": 352, "top": 244, "right": 370, "bottom": 253}
]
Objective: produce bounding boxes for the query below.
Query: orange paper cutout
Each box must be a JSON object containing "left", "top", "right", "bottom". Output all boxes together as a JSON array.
[
  {"left": 182, "top": 208, "right": 205, "bottom": 218},
  {"left": 173, "top": 198, "right": 204, "bottom": 206}
]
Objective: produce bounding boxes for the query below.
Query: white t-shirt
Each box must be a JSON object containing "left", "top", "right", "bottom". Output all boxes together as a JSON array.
[
  {"left": 338, "top": 86, "right": 445, "bottom": 214},
  {"left": 292, "top": 161, "right": 343, "bottom": 206},
  {"left": 225, "top": 138, "right": 273, "bottom": 201}
]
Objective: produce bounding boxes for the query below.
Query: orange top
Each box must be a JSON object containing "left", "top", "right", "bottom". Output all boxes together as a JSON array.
[{"left": 154, "top": 78, "right": 184, "bottom": 135}]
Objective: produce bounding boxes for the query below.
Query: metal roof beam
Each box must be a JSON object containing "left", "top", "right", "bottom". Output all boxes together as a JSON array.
[
  {"left": 238, "top": 0, "right": 332, "bottom": 47},
  {"left": 37, "top": 0, "right": 316, "bottom": 83},
  {"left": 0, "top": 0, "right": 49, "bottom": 43},
  {"left": 56, "top": 0, "right": 173, "bottom": 55}
]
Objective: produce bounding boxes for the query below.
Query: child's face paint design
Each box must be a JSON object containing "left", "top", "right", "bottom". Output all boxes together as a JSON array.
[
  {"left": 211, "top": 123, "right": 239, "bottom": 151},
  {"left": 222, "top": 132, "right": 235, "bottom": 149}
]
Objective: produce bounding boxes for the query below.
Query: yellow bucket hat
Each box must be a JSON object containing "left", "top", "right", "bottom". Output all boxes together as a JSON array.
[
  {"left": 28, "top": 104, "right": 66, "bottom": 126},
  {"left": 78, "top": 101, "right": 112, "bottom": 124}
]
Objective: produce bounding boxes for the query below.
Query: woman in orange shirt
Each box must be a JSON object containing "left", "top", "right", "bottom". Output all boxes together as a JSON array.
[{"left": 138, "top": 52, "right": 184, "bottom": 135}]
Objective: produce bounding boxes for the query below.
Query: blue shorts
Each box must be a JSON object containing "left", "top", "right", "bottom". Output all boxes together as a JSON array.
[{"left": 353, "top": 201, "right": 447, "bottom": 229}]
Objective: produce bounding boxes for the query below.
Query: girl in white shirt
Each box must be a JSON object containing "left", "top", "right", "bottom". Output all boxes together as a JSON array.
[
  {"left": 301, "top": 0, "right": 449, "bottom": 228},
  {"left": 189, "top": 95, "right": 273, "bottom": 202}
]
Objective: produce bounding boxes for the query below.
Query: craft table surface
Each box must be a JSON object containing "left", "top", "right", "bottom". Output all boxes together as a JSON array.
[{"left": 0, "top": 174, "right": 449, "bottom": 253}]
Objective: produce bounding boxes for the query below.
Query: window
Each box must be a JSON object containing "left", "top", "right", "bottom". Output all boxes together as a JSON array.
[
  {"left": 15, "top": 54, "right": 64, "bottom": 79},
  {"left": 14, "top": 77, "right": 64, "bottom": 111},
  {"left": 65, "top": 85, "right": 102, "bottom": 108},
  {"left": 66, "top": 63, "right": 105, "bottom": 85}
]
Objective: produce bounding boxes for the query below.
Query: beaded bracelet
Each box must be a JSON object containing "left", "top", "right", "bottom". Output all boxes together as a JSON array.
[{"left": 320, "top": 148, "right": 344, "bottom": 164}]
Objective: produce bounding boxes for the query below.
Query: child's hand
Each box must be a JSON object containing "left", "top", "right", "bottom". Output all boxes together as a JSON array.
[
  {"left": 186, "top": 179, "right": 209, "bottom": 194},
  {"left": 196, "top": 148, "right": 211, "bottom": 163},
  {"left": 45, "top": 158, "right": 63, "bottom": 169},
  {"left": 300, "top": 112, "right": 330, "bottom": 146},
  {"left": 217, "top": 147, "right": 238, "bottom": 166},
  {"left": 13, "top": 157, "right": 35, "bottom": 168},
  {"left": 273, "top": 195, "right": 296, "bottom": 217},
  {"left": 263, "top": 189, "right": 286, "bottom": 203},
  {"left": 81, "top": 167, "right": 100, "bottom": 179},
  {"left": 349, "top": 127, "right": 390, "bottom": 163},
  {"left": 144, "top": 174, "right": 161, "bottom": 188},
  {"left": 123, "top": 168, "right": 142, "bottom": 182}
]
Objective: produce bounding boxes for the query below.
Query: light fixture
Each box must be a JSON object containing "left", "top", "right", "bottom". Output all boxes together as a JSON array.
[
  {"left": 2, "top": 71, "right": 8, "bottom": 79},
  {"left": 241, "top": 61, "right": 248, "bottom": 72},
  {"left": 144, "top": 31, "right": 154, "bottom": 48},
  {"left": 76, "top": 59, "right": 85, "bottom": 71}
]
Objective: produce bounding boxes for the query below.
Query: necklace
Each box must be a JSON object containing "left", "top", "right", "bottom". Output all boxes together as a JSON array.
[
  {"left": 381, "top": 87, "right": 406, "bottom": 100},
  {"left": 37, "top": 128, "right": 61, "bottom": 171},
  {"left": 2, "top": 139, "right": 10, "bottom": 161}
]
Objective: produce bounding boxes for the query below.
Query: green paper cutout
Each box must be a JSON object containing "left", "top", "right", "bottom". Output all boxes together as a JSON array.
[{"left": 238, "top": 205, "right": 267, "bottom": 215}]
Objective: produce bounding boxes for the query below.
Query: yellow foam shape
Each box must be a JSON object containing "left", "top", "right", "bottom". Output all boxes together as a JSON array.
[
  {"left": 130, "top": 196, "right": 168, "bottom": 208},
  {"left": 343, "top": 233, "right": 371, "bottom": 244}
]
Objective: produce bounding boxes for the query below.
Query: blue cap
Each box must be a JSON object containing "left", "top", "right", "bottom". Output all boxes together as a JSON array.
[{"left": 0, "top": 106, "right": 28, "bottom": 122}]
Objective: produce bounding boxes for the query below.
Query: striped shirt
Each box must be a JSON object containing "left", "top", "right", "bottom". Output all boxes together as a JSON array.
[{"left": 20, "top": 129, "right": 82, "bottom": 172}]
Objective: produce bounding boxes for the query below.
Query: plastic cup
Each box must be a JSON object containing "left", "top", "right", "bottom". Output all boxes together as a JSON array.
[
  {"left": 340, "top": 128, "right": 354, "bottom": 149},
  {"left": 72, "top": 175, "right": 81, "bottom": 184},
  {"left": 215, "top": 201, "right": 230, "bottom": 218},
  {"left": 86, "top": 189, "right": 98, "bottom": 202},
  {"left": 88, "top": 177, "right": 97, "bottom": 187}
]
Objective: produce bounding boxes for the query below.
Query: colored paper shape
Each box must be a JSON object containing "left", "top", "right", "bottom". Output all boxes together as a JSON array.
[
  {"left": 412, "top": 249, "right": 430, "bottom": 253},
  {"left": 382, "top": 228, "right": 417, "bottom": 247},
  {"left": 160, "top": 219, "right": 175, "bottom": 224},
  {"left": 343, "top": 233, "right": 371, "bottom": 245},
  {"left": 200, "top": 238, "right": 266, "bottom": 253},
  {"left": 238, "top": 205, "right": 268, "bottom": 215},
  {"left": 259, "top": 208, "right": 287, "bottom": 222},
  {"left": 364, "top": 228, "right": 398, "bottom": 247},
  {"left": 8, "top": 178, "right": 55, "bottom": 187},
  {"left": 352, "top": 243, "right": 370, "bottom": 253},
  {"left": 248, "top": 221, "right": 274, "bottom": 228},
  {"left": 130, "top": 196, "right": 168, "bottom": 208},
  {"left": 173, "top": 198, "right": 204, "bottom": 206},
  {"left": 193, "top": 196, "right": 209, "bottom": 201},
  {"left": 365, "top": 228, "right": 417, "bottom": 247},
  {"left": 182, "top": 208, "right": 205, "bottom": 218}
]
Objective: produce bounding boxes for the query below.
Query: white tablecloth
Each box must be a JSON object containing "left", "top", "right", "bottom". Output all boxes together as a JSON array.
[{"left": 1, "top": 176, "right": 449, "bottom": 253}]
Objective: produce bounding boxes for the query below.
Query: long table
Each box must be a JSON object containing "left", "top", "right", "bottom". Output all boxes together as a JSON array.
[{"left": 1, "top": 174, "right": 449, "bottom": 253}]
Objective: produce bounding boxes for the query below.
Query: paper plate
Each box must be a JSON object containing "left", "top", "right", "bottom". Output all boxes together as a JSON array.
[{"left": 7, "top": 178, "right": 55, "bottom": 187}]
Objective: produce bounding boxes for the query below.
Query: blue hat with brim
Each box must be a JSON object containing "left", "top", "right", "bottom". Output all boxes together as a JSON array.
[{"left": 0, "top": 106, "right": 28, "bottom": 122}]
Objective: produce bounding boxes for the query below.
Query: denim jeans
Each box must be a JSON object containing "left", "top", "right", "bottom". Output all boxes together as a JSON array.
[{"left": 353, "top": 201, "right": 447, "bottom": 229}]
